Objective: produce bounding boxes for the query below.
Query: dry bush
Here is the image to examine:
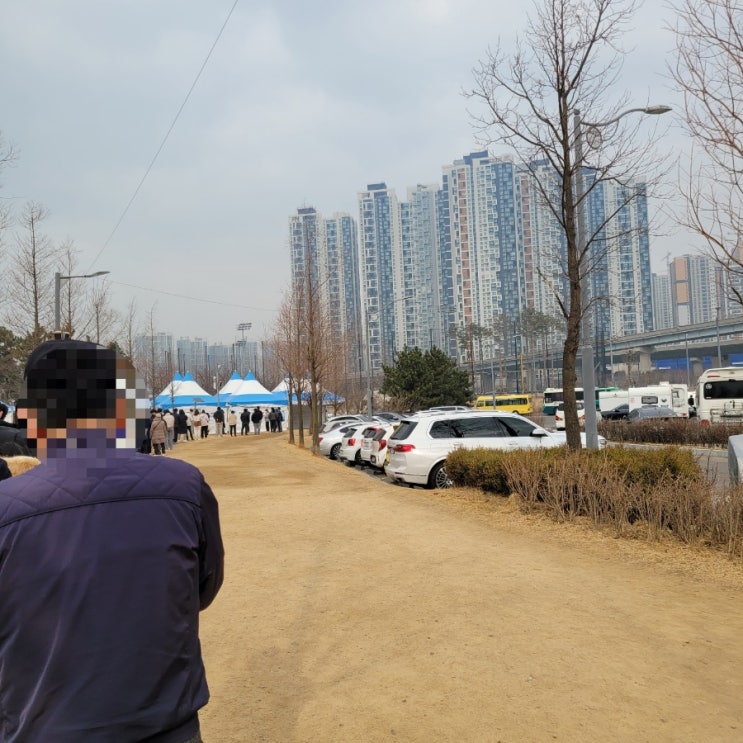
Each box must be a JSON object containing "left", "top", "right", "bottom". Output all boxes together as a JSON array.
[
  {"left": 599, "top": 419, "right": 743, "bottom": 446},
  {"left": 448, "top": 445, "right": 743, "bottom": 558}
]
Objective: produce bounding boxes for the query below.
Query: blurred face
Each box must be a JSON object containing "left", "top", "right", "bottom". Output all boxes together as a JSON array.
[{"left": 20, "top": 348, "right": 150, "bottom": 456}]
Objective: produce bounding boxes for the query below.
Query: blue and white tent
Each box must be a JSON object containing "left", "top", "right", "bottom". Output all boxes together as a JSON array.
[
  {"left": 223, "top": 371, "right": 277, "bottom": 406},
  {"left": 154, "top": 372, "right": 216, "bottom": 409},
  {"left": 216, "top": 371, "right": 243, "bottom": 403}
]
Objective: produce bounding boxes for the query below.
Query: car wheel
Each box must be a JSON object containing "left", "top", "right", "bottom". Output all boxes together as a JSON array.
[
  {"left": 330, "top": 443, "right": 341, "bottom": 460},
  {"left": 428, "top": 462, "right": 452, "bottom": 489},
  {"left": 354, "top": 450, "right": 363, "bottom": 465}
]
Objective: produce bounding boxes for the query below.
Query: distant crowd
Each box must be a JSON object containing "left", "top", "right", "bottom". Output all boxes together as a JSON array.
[{"left": 144, "top": 405, "right": 284, "bottom": 455}]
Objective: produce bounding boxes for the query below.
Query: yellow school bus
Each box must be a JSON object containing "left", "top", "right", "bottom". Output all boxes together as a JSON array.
[{"left": 474, "top": 394, "right": 533, "bottom": 415}]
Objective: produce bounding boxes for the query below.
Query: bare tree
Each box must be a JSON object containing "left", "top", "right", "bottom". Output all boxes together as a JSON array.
[
  {"left": 118, "top": 299, "right": 138, "bottom": 361},
  {"left": 670, "top": 0, "right": 743, "bottom": 304},
  {"left": 5, "top": 202, "right": 59, "bottom": 343},
  {"left": 271, "top": 285, "right": 307, "bottom": 447},
  {"left": 467, "top": 0, "right": 666, "bottom": 449},
  {"left": 81, "top": 277, "right": 119, "bottom": 345},
  {"left": 56, "top": 241, "right": 86, "bottom": 338},
  {"left": 0, "top": 133, "right": 15, "bottom": 274}
]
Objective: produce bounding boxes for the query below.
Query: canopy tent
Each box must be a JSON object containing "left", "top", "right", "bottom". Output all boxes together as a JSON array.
[
  {"left": 270, "top": 378, "right": 343, "bottom": 406},
  {"left": 216, "top": 371, "right": 243, "bottom": 402},
  {"left": 223, "top": 371, "right": 280, "bottom": 406},
  {"left": 154, "top": 372, "right": 216, "bottom": 409}
]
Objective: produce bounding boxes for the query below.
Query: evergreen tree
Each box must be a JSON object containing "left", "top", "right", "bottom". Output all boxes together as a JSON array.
[{"left": 380, "top": 347, "right": 472, "bottom": 411}]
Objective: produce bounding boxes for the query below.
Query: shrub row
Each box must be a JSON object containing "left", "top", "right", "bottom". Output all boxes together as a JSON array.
[
  {"left": 598, "top": 418, "right": 743, "bottom": 446},
  {"left": 445, "top": 446, "right": 743, "bottom": 558}
]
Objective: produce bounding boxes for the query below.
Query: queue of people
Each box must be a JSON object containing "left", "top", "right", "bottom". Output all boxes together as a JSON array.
[{"left": 143, "top": 405, "right": 285, "bottom": 453}]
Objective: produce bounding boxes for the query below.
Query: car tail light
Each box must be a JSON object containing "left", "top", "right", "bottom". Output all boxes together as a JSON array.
[
  {"left": 378, "top": 440, "right": 387, "bottom": 451},
  {"left": 393, "top": 444, "right": 415, "bottom": 453},
  {"left": 348, "top": 437, "right": 357, "bottom": 445},
  {"left": 318, "top": 436, "right": 323, "bottom": 442}
]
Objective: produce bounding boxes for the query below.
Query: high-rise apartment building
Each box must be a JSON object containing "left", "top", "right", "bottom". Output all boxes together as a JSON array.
[
  {"left": 357, "top": 184, "right": 400, "bottom": 373},
  {"left": 288, "top": 150, "right": 656, "bottom": 389},
  {"left": 651, "top": 273, "right": 674, "bottom": 330},
  {"left": 289, "top": 206, "right": 361, "bottom": 375},
  {"left": 670, "top": 254, "right": 720, "bottom": 325}
]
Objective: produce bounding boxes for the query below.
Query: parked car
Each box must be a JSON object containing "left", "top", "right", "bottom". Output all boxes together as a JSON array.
[
  {"left": 374, "top": 411, "right": 403, "bottom": 423},
  {"left": 385, "top": 410, "right": 606, "bottom": 489},
  {"left": 318, "top": 423, "right": 366, "bottom": 460},
  {"left": 601, "top": 403, "right": 629, "bottom": 421},
  {"left": 359, "top": 424, "right": 388, "bottom": 466},
  {"left": 554, "top": 401, "right": 585, "bottom": 430},
  {"left": 339, "top": 425, "right": 380, "bottom": 466},
  {"left": 627, "top": 406, "right": 678, "bottom": 422},
  {"left": 369, "top": 424, "right": 399, "bottom": 470},
  {"left": 320, "top": 414, "right": 374, "bottom": 434}
]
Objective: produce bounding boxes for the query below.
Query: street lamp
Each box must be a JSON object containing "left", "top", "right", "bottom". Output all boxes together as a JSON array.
[
  {"left": 575, "top": 104, "right": 671, "bottom": 450},
  {"left": 237, "top": 322, "right": 252, "bottom": 375},
  {"left": 54, "top": 270, "right": 110, "bottom": 336}
]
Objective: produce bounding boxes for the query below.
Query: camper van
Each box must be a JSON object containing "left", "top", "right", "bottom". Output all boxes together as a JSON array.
[
  {"left": 696, "top": 367, "right": 743, "bottom": 424},
  {"left": 598, "top": 384, "right": 689, "bottom": 419}
]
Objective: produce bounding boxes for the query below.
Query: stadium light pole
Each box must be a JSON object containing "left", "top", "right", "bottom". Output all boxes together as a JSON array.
[
  {"left": 575, "top": 104, "right": 671, "bottom": 450},
  {"left": 54, "top": 270, "right": 110, "bottom": 337}
]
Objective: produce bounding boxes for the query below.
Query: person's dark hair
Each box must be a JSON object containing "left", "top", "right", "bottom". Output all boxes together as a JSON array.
[
  {"left": 21, "top": 340, "right": 117, "bottom": 429},
  {"left": 0, "top": 402, "right": 8, "bottom": 419},
  {"left": 19, "top": 339, "right": 146, "bottom": 452},
  {"left": 0, "top": 441, "right": 25, "bottom": 456}
]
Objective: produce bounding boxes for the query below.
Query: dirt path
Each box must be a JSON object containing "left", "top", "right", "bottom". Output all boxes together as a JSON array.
[{"left": 173, "top": 432, "right": 743, "bottom": 742}]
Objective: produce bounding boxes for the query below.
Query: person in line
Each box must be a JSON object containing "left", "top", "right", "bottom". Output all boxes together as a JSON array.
[
  {"left": 199, "top": 409, "right": 210, "bottom": 439},
  {"left": 240, "top": 408, "right": 250, "bottom": 435},
  {"left": 251, "top": 407, "right": 263, "bottom": 434},
  {"left": 163, "top": 408, "right": 175, "bottom": 450},
  {"left": 0, "top": 402, "right": 29, "bottom": 454},
  {"left": 150, "top": 410, "right": 168, "bottom": 455},
  {"left": 176, "top": 408, "right": 189, "bottom": 442},
  {"left": 187, "top": 408, "right": 195, "bottom": 440},
  {"left": 277, "top": 407, "right": 284, "bottom": 433},
  {"left": 268, "top": 408, "right": 276, "bottom": 432},
  {"left": 228, "top": 408, "right": 238, "bottom": 437},
  {"left": 0, "top": 338, "right": 224, "bottom": 742},
  {"left": 213, "top": 406, "right": 225, "bottom": 437},
  {"left": 192, "top": 409, "right": 201, "bottom": 439}
]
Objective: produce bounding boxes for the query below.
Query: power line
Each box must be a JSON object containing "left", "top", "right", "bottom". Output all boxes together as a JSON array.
[
  {"left": 111, "top": 279, "right": 275, "bottom": 313},
  {"left": 88, "top": 0, "right": 240, "bottom": 270}
]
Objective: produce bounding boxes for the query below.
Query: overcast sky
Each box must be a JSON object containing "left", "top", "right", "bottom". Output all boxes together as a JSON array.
[{"left": 0, "top": 1, "right": 693, "bottom": 345}]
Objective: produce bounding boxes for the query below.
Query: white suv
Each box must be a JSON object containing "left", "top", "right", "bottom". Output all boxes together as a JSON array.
[{"left": 385, "top": 410, "right": 604, "bottom": 489}]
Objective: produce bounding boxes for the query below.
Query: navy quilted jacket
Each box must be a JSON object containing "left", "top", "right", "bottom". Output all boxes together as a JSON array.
[{"left": 0, "top": 451, "right": 224, "bottom": 743}]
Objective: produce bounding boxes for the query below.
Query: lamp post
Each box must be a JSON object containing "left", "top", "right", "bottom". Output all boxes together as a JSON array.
[
  {"left": 716, "top": 307, "right": 722, "bottom": 366},
  {"left": 237, "top": 322, "right": 252, "bottom": 375},
  {"left": 54, "top": 270, "right": 110, "bottom": 336},
  {"left": 575, "top": 104, "right": 671, "bottom": 450},
  {"left": 366, "top": 313, "right": 377, "bottom": 416}
]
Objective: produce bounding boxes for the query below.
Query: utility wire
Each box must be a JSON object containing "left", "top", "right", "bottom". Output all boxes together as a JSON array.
[
  {"left": 111, "top": 280, "right": 275, "bottom": 313},
  {"left": 89, "top": 0, "right": 240, "bottom": 270}
]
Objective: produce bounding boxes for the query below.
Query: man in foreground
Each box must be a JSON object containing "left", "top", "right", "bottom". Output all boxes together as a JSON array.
[{"left": 0, "top": 339, "right": 224, "bottom": 743}]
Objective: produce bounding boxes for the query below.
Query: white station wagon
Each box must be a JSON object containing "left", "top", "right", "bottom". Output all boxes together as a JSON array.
[{"left": 385, "top": 410, "right": 605, "bottom": 489}]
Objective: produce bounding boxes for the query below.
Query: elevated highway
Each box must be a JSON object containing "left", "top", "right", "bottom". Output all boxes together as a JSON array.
[{"left": 472, "top": 317, "right": 743, "bottom": 391}]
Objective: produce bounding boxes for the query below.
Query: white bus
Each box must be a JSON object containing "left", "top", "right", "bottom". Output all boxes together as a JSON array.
[{"left": 696, "top": 367, "right": 743, "bottom": 424}]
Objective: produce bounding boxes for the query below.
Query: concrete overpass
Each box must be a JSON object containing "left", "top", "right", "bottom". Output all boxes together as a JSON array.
[{"left": 472, "top": 317, "right": 743, "bottom": 392}]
